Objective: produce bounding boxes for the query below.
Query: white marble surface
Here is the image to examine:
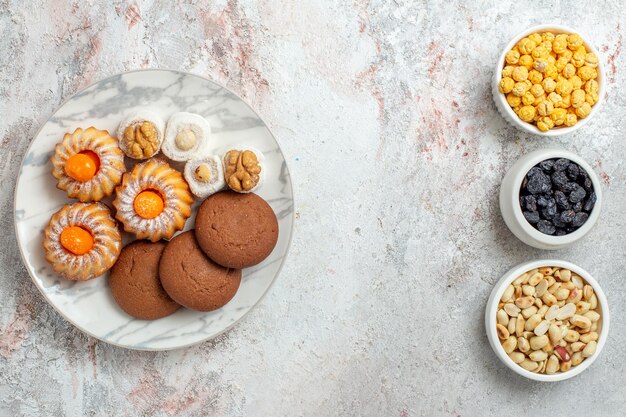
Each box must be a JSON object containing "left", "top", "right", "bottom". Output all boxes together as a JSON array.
[{"left": 1, "top": 1, "right": 625, "bottom": 416}]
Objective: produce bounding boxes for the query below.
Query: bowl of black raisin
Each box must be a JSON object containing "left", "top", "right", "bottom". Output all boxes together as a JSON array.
[{"left": 499, "top": 149, "right": 602, "bottom": 249}]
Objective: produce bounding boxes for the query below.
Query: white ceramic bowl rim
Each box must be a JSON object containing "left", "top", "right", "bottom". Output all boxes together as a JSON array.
[
  {"left": 510, "top": 148, "right": 602, "bottom": 245},
  {"left": 486, "top": 259, "right": 610, "bottom": 382},
  {"left": 495, "top": 24, "right": 606, "bottom": 136}
]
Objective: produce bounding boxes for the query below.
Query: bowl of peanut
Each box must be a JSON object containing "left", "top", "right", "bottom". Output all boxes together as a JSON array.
[
  {"left": 492, "top": 25, "right": 606, "bottom": 136},
  {"left": 485, "top": 260, "right": 609, "bottom": 381}
]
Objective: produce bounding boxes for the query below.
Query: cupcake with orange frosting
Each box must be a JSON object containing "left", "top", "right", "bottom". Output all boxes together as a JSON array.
[
  {"left": 51, "top": 127, "right": 126, "bottom": 202},
  {"left": 43, "top": 202, "right": 122, "bottom": 281},
  {"left": 113, "top": 159, "right": 193, "bottom": 242}
]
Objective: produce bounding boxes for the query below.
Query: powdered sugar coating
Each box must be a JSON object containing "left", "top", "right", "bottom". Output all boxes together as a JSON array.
[
  {"left": 43, "top": 202, "right": 122, "bottom": 281},
  {"left": 184, "top": 155, "right": 226, "bottom": 198},
  {"left": 113, "top": 159, "right": 193, "bottom": 242},
  {"left": 50, "top": 127, "right": 126, "bottom": 202},
  {"left": 162, "top": 112, "right": 212, "bottom": 161}
]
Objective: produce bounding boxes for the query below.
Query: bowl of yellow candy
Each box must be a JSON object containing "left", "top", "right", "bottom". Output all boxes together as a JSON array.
[{"left": 493, "top": 25, "right": 605, "bottom": 136}]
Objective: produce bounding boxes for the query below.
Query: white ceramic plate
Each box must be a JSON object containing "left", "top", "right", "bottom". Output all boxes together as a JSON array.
[{"left": 14, "top": 70, "right": 294, "bottom": 350}]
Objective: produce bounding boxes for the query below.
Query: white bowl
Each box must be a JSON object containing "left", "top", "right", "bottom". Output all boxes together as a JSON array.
[
  {"left": 492, "top": 24, "right": 606, "bottom": 136},
  {"left": 500, "top": 148, "right": 602, "bottom": 250},
  {"left": 485, "top": 259, "right": 610, "bottom": 382}
]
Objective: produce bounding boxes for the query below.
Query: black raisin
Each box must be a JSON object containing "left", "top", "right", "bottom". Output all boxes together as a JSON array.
[
  {"left": 583, "top": 176, "right": 593, "bottom": 191},
  {"left": 541, "top": 205, "right": 557, "bottom": 219},
  {"left": 537, "top": 220, "right": 556, "bottom": 235},
  {"left": 555, "top": 228, "right": 568, "bottom": 236},
  {"left": 554, "top": 190, "right": 570, "bottom": 210},
  {"left": 563, "top": 182, "right": 578, "bottom": 192},
  {"left": 523, "top": 211, "right": 541, "bottom": 224},
  {"left": 569, "top": 184, "right": 587, "bottom": 203},
  {"left": 524, "top": 195, "right": 537, "bottom": 212},
  {"left": 537, "top": 195, "right": 550, "bottom": 207},
  {"left": 552, "top": 215, "right": 566, "bottom": 228},
  {"left": 583, "top": 192, "right": 596, "bottom": 212},
  {"left": 572, "top": 212, "right": 589, "bottom": 227},
  {"left": 572, "top": 201, "right": 583, "bottom": 212},
  {"left": 552, "top": 171, "right": 569, "bottom": 190},
  {"left": 560, "top": 209, "right": 576, "bottom": 223},
  {"left": 528, "top": 167, "right": 543, "bottom": 178},
  {"left": 527, "top": 172, "right": 552, "bottom": 194},
  {"left": 554, "top": 158, "right": 570, "bottom": 171},
  {"left": 539, "top": 159, "right": 554, "bottom": 171},
  {"left": 566, "top": 163, "right": 580, "bottom": 179}
]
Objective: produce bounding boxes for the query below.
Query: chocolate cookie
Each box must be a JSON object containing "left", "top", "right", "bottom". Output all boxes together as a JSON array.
[
  {"left": 108, "top": 240, "right": 180, "bottom": 320},
  {"left": 195, "top": 191, "right": 278, "bottom": 268},
  {"left": 159, "top": 231, "right": 241, "bottom": 311}
]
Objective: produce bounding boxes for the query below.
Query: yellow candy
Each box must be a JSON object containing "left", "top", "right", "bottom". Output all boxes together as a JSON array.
[
  {"left": 559, "top": 49, "right": 573, "bottom": 61},
  {"left": 532, "top": 46, "right": 549, "bottom": 59},
  {"left": 584, "top": 79, "right": 599, "bottom": 94},
  {"left": 512, "top": 81, "right": 529, "bottom": 96},
  {"left": 507, "top": 92, "right": 522, "bottom": 107},
  {"left": 519, "top": 54, "right": 534, "bottom": 69},
  {"left": 551, "top": 108, "right": 567, "bottom": 125},
  {"left": 512, "top": 66, "right": 529, "bottom": 81},
  {"left": 502, "top": 66, "right": 515, "bottom": 78},
  {"left": 553, "top": 35, "right": 568, "bottom": 54},
  {"left": 542, "top": 32, "right": 555, "bottom": 42},
  {"left": 556, "top": 56, "right": 569, "bottom": 71},
  {"left": 571, "top": 89, "right": 586, "bottom": 108},
  {"left": 585, "top": 52, "right": 599, "bottom": 68},
  {"left": 542, "top": 40, "right": 553, "bottom": 50},
  {"left": 506, "top": 49, "right": 521, "bottom": 65},
  {"left": 499, "top": 77, "right": 515, "bottom": 93},
  {"left": 564, "top": 113, "right": 578, "bottom": 127},
  {"left": 545, "top": 64, "right": 558, "bottom": 78},
  {"left": 537, "top": 116, "right": 555, "bottom": 131},
  {"left": 518, "top": 38, "right": 537, "bottom": 55},
  {"left": 578, "top": 65, "right": 596, "bottom": 81},
  {"left": 563, "top": 63, "right": 576, "bottom": 78},
  {"left": 522, "top": 91, "right": 535, "bottom": 105},
  {"left": 560, "top": 94, "right": 571, "bottom": 108},
  {"left": 530, "top": 33, "right": 543, "bottom": 45},
  {"left": 528, "top": 69, "right": 543, "bottom": 84},
  {"left": 534, "top": 94, "right": 547, "bottom": 106},
  {"left": 555, "top": 79, "right": 573, "bottom": 96},
  {"left": 530, "top": 83, "right": 544, "bottom": 97},
  {"left": 567, "top": 33, "right": 584, "bottom": 50},
  {"left": 534, "top": 58, "right": 548, "bottom": 72},
  {"left": 548, "top": 92, "right": 563, "bottom": 107},
  {"left": 575, "top": 102, "right": 592, "bottom": 118},
  {"left": 537, "top": 100, "right": 554, "bottom": 116},
  {"left": 518, "top": 105, "right": 536, "bottom": 122},
  {"left": 585, "top": 92, "right": 599, "bottom": 105},
  {"left": 572, "top": 49, "right": 586, "bottom": 67},
  {"left": 542, "top": 77, "right": 557, "bottom": 92},
  {"left": 570, "top": 75, "right": 583, "bottom": 90}
]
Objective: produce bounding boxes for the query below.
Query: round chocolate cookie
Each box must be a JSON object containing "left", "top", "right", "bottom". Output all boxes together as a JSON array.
[
  {"left": 195, "top": 191, "right": 278, "bottom": 268},
  {"left": 108, "top": 240, "right": 180, "bottom": 320},
  {"left": 159, "top": 231, "right": 241, "bottom": 311}
]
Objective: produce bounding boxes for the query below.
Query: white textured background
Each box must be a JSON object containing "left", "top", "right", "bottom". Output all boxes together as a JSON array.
[{"left": 1, "top": 1, "right": 625, "bottom": 416}]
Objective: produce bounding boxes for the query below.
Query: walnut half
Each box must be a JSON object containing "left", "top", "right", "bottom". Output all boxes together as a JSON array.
[
  {"left": 224, "top": 150, "right": 261, "bottom": 192},
  {"left": 123, "top": 121, "right": 159, "bottom": 159}
]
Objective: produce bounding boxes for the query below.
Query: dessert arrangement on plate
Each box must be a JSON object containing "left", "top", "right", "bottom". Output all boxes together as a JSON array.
[{"left": 43, "top": 109, "right": 278, "bottom": 320}]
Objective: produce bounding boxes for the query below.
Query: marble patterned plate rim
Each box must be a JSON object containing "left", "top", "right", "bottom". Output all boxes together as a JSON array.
[{"left": 13, "top": 69, "right": 295, "bottom": 351}]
